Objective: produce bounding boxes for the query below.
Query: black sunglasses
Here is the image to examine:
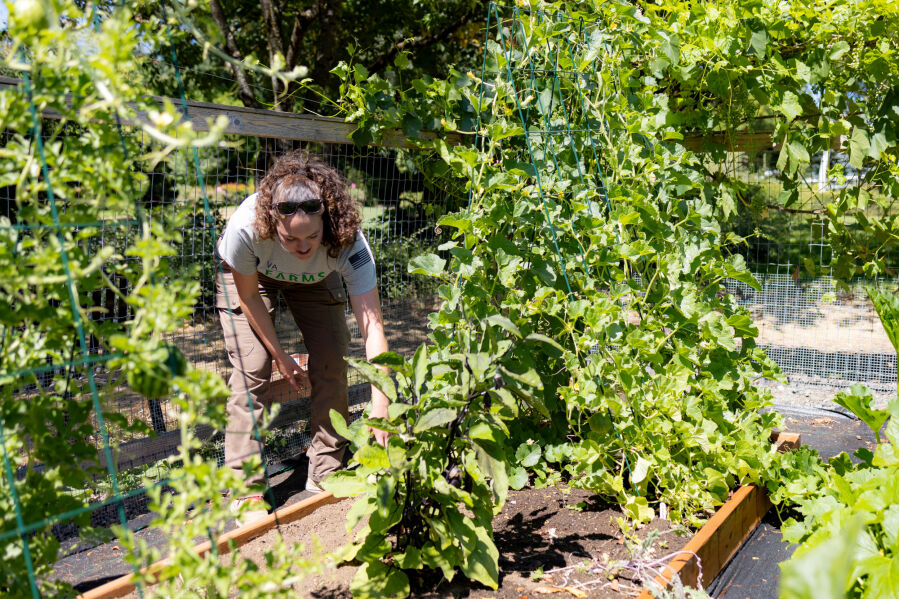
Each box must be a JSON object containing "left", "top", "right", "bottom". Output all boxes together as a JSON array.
[{"left": 274, "top": 198, "right": 324, "bottom": 215}]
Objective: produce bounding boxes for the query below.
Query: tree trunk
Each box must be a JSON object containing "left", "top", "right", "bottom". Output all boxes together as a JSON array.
[
  {"left": 208, "top": 0, "right": 261, "bottom": 109},
  {"left": 311, "top": 0, "right": 344, "bottom": 88},
  {"left": 259, "top": 0, "right": 287, "bottom": 110}
]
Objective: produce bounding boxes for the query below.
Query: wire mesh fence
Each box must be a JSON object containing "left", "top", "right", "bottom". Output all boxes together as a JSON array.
[{"left": 717, "top": 150, "right": 898, "bottom": 391}]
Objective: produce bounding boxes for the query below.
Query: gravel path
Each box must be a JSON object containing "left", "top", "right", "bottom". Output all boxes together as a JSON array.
[{"left": 757, "top": 375, "right": 895, "bottom": 411}]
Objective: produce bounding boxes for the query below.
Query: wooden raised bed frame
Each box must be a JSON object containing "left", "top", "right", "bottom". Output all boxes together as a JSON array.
[
  {"left": 79, "top": 431, "right": 801, "bottom": 599},
  {"left": 637, "top": 430, "right": 801, "bottom": 598}
]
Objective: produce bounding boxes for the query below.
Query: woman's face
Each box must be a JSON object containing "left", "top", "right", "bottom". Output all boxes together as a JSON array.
[
  {"left": 271, "top": 182, "right": 324, "bottom": 260},
  {"left": 274, "top": 212, "right": 323, "bottom": 260}
]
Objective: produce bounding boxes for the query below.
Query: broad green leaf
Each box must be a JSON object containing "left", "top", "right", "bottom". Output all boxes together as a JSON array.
[
  {"left": 726, "top": 313, "right": 758, "bottom": 337},
  {"left": 461, "top": 524, "right": 500, "bottom": 589},
  {"left": 861, "top": 555, "right": 899, "bottom": 599},
  {"left": 355, "top": 444, "right": 389, "bottom": 470},
  {"left": 347, "top": 358, "right": 397, "bottom": 402},
  {"left": 413, "top": 407, "right": 457, "bottom": 433},
  {"left": 446, "top": 510, "right": 499, "bottom": 589},
  {"left": 524, "top": 333, "right": 566, "bottom": 356},
  {"left": 476, "top": 445, "right": 508, "bottom": 507},
  {"left": 749, "top": 29, "right": 768, "bottom": 59},
  {"left": 407, "top": 253, "right": 446, "bottom": 277},
  {"left": 320, "top": 470, "right": 368, "bottom": 498},
  {"left": 465, "top": 352, "right": 491, "bottom": 380},
  {"left": 834, "top": 385, "right": 888, "bottom": 441},
  {"left": 395, "top": 546, "right": 422, "bottom": 570},
  {"left": 778, "top": 91, "right": 802, "bottom": 121},
  {"left": 329, "top": 409, "right": 353, "bottom": 441},
  {"left": 420, "top": 542, "right": 460, "bottom": 580},
  {"left": 345, "top": 496, "right": 377, "bottom": 534},
  {"left": 829, "top": 40, "right": 850, "bottom": 60},
  {"left": 485, "top": 314, "right": 522, "bottom": 338},
  {"left": 387, "top": 402, "right": 415, "bottom": 419},
  {"left": 412, "top": 344, "right": 428, "bottom": 399},
  {"left": 500, "top": 365, "right": 543, "bottom": 390},
  {"left": 882, "top": 506, "right": 899, "bottom": 553},
  {"left": 631, "top": 456, "right": 651, "bottom": 484},
  {"left": 488, "top": 121, "right": 524, "bottom": 141},
  {"left": 509, "top": 466, "right": 528, "bottom": 490},
  {"left": 470, "top": 421, "right": 504, "bottom": 445},
  {"left": 353, "top": 531, "right": 393, "bottom": 563},
  {"left": 725, "top": 255, "right": 761, "bottom": 290},
  {"left": 621, "top": 494, "right": 654, "bottom": 522},
  {"left": 780, "top": 515, "right": 864, "bottom": 599},
  {"left": 870, "top": 443, "right": 898, "bottom": 467},
  {"left": 437, "top": 213, "right": 474, "bottom": 233},
  {"left": 849, "top": 128, "right": 870, "bottom": 169},
  {"left": 374, "top": 476, "right": 397, "bottom": 518},
  {"left": 350, "top": 561, "right": 409, "bottom": 599},
  {"left": 515, "top": 443, "right": 541, "bottom": 468},
  {"left": 588, "top": 411, "right": 613, "bottom": 435},
  {"left": 370, "top": 351, "right": 411, "bottom": 376}
]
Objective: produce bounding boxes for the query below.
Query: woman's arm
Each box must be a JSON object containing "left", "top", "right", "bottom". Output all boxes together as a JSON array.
[
  {"left": 230, "top": 268, "right": 309, "bottom": 392},
  {"left": 349, "top": 286, "right": 390, "bottom": 446}
]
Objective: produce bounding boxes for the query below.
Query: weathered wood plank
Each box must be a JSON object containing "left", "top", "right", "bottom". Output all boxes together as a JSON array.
[
  {"left": 5, "top": 75, "right": 780, "bottom": 152},
  {"left": 639, "top": 484, "right": 772, "bottom": 598},
  {"left": 0, "top": 76, "right": 460, "bottom": 146}
]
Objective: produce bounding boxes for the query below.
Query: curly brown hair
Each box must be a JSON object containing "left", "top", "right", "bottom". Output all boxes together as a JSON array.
[{"left": 254, "top": 150, "right": 361, "bottom": 258}]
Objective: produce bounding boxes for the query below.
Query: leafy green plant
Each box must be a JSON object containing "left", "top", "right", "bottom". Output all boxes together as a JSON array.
[
  {"left": 325, "top": 337, "right": 543, "bottom": 596},
  {"left": 777, "top": 285, "right": 899, "bottom": 599},
  {"left": 320, "top": 3, "right": 837, "bottom": 595},
  {"left": 777, "top": 394, "right": 899, "bottom": 599}
]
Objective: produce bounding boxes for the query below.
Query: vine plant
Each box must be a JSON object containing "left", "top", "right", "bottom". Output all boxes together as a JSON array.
[{"left": 320, "top": 1, "right": 862, "bottom": 595}]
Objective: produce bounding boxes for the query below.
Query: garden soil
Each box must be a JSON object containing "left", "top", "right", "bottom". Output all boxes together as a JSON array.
[
  {"left": 232, "top": 486, "right": 690, "bottom": 599},
  {"left": 62, "top": 406, "right": 875, "bottom": 597}
]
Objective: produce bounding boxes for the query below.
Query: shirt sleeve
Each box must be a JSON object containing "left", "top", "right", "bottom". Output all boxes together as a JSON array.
[
  {"left": 218, "top": 216, "right": 258, "bottom": 275},
  {"left": 338, "top": 231, "right": 377, "bottom": 296}
]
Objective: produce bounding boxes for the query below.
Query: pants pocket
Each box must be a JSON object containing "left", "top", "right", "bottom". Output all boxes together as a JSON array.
[
  {"left": 323, "top": 271, "right": 347, "bottom": 305},
  {"left": 215, "top": 270, "right": 243, "bottom": 311}
]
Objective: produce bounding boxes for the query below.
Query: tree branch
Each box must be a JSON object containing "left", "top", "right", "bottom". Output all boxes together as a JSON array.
[
  {"left": 765, "top": 204, "right": 826, "bottom": 215},
  {"left": 208, "top": 0, "right": 260, "bottom": 108},
  {"left": 285, "top": 5, "right": 320, "bottom": 70},
  {"left": 366, "top": 6, "right": 481, "bottom": 75}
]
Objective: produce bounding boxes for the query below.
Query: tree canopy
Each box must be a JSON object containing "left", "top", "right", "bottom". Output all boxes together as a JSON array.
[{"left": 133, "top": 0, "right": 488, "bottom": 112}]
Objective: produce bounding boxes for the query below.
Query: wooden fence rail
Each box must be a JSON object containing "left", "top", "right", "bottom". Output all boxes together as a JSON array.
[{"left": 1, "top": 76, "right": 779, "bottom": 152}]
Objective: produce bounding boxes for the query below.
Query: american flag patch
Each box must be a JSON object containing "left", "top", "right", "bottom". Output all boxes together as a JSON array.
[{"left": 348, "top": 248, "right": 372, "bottom": 270}]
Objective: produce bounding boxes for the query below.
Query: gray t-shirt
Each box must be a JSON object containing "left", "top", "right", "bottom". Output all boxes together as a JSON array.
[{"left": 218, "top": 194, "right": 377, "bottom": 296}]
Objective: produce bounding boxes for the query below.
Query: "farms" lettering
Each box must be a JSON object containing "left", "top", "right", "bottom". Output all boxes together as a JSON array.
[{"left": 264, "top": 269, "right": 326, "bottom": 282}]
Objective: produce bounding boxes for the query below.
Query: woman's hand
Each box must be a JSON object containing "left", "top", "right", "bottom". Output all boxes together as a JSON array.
[
  {"left": 274, "top": 351, "right": 309, "bottom": 393},
  {"left": 369, "top": 392, "right": 390, "bottom": 447},
  {"left": 231, "top": 270, "right": 309, "bottom": 394}
]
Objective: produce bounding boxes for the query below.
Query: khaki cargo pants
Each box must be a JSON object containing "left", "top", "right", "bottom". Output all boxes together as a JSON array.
[{"left": 216, "top": 267, "right": 350, "bottom": 489}]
